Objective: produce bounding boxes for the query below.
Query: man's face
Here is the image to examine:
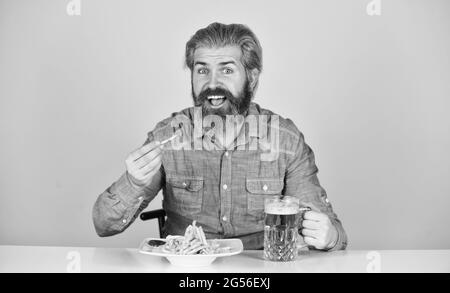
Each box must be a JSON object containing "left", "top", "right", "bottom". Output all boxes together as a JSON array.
[{"left": 191, "top": 45, "right": 252, "bottom": 116}]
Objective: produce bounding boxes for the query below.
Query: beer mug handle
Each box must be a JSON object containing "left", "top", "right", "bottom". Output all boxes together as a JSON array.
[{"left": 297, "top": 207, "right": 311, "bottom": 250}]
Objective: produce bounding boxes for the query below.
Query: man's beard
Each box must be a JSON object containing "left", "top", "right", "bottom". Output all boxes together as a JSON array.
[{"left": 191, "top": 80, "right": 253, "bottom": 117}]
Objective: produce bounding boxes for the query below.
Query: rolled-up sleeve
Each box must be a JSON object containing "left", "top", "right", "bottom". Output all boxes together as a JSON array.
[{"left": 283, "top": 125, "right": 348, "bottom": 251}]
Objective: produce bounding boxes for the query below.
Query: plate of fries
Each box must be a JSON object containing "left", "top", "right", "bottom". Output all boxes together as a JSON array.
[{"left": 139, "top": 221, "right": 243, "bottom": 266}]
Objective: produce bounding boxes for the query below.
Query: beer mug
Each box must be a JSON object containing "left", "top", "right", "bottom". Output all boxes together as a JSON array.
[{"left": 263, "top": 196, "right": 310, "bottom": 261}]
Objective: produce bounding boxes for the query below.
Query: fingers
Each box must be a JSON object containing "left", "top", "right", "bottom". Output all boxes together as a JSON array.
[
  {"left": 303, "top": 236, "right": 323, "bottom": 249},
  {"left": 128, "top": 141, "right": 161, "bottom": 162},
  {"left": 128, "top": 154, "right": 161, "bottom": 177},
  {"left": 125, "top": 140, "right": 163, "bottom": 186},
  {"left": 302, "top": 219, "right": 321, "bottom": 230},
  {"left": 301, "top": 228, "right": 320, "bottom": 238},
  {"left": 135, "top": 147, "right": 162, "bottom": 169},
  {"left": 304, "top": 211, "right": 327, "bottom": 222},
  {"left": 128, "top": 160, "right": 161, "bottom": 184},
  {"left": 301, "top": 212, "right": 338, "bottom": 250},
  {"left": 139, "top": 156, "right": 162, "bottom": 176}
]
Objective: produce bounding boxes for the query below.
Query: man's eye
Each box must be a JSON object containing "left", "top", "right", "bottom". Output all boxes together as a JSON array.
[
  {"left": 223, "top": 68, "right": 233, "bottom": 74},
  {"left": 197, "top": 68, "right": 208, "bottom": 74}
]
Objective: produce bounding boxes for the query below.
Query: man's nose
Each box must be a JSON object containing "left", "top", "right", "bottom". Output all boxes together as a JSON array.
[{"left": 207, "top": 71, "right": 220, "bottom": 89}]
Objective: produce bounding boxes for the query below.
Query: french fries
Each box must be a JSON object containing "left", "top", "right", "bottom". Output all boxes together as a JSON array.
[{"left": 164, "top": 221, "right": 231, "bottom": 255}]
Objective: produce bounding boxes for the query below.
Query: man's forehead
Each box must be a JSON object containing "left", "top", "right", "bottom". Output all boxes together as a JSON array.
[{"left": 193, "top": 45, "right": 242, "bottom": 65}]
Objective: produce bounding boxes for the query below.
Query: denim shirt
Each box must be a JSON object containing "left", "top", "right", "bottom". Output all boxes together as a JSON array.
[{"left": 92, "top": 103, "right": 348, "bottom": 250}]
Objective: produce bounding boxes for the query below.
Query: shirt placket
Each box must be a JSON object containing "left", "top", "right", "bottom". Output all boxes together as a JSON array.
[{"left": 219, "top": 150, "right": 233, "bottom": 235}]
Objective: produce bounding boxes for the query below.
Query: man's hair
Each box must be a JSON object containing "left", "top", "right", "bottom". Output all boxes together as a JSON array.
[{"left": 185, "top": 22, "right": 263, "bottom": 91}]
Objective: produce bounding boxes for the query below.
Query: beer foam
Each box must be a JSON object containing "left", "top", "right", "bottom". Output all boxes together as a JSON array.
[{"left": 264, "top": 201, "right": 299, "bottom": 215}]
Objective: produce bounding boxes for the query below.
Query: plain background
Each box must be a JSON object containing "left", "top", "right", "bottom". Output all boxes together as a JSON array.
[{"left": 1, "top": 0, "right": 449, "bottom": 250}]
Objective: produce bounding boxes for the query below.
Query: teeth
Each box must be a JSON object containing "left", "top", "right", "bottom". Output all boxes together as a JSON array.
[{"left": 208, "top": 95, "right": 224, "bottom": 100}]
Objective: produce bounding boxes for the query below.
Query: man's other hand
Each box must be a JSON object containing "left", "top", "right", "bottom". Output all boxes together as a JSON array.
[{"left": 301, "top": 211, "right": 338, "bottom": 250}]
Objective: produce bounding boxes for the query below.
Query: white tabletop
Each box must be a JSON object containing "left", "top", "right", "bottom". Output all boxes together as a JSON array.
[{"left": 0, "top": 245, "right": 449, "bottom": 273}]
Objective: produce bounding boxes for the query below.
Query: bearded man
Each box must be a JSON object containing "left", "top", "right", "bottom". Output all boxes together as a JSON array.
[{"left": 93, "top": 22, "right": 347, "bottom": 251}]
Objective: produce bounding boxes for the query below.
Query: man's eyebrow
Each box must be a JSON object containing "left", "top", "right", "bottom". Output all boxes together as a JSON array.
[
  {"left": 218, "top": 61, "right": 237, "bottom": 66},
  {"left": 194, "top": 61, "right": 207, "bottom": 66}
]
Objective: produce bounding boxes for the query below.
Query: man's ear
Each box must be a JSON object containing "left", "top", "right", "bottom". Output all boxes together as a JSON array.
[{"left": 248, "top": 69, "right": 260, "bottom": 92}]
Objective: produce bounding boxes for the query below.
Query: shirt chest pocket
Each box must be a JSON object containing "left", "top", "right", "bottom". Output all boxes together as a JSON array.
[
  {"left": 166, "top": 176, "right": 204, "bottom": 215},
  {"left": 246, "top": 178, "right": 284, "bottom": 219}
]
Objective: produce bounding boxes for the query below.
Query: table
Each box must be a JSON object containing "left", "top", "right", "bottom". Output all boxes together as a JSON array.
[{"left": 0, "top": 245, "right": 449, "bottom": 273}]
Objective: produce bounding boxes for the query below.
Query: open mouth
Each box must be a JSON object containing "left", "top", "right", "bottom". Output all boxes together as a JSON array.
[{"left": 207, "top": 95, "right": 226, "bottom": 107}]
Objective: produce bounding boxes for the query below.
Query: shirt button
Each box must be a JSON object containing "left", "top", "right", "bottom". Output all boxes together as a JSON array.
[
  {"left": 122, "top": 219, "right": 127, "bottom": 224},
  {"left": 223, "top": 184, "right": 228, "bottom": 190},
  {"left": 222, "top": 216, "right": 228, "bottom": 222},
  {"left": 262, "top": 184, "right": 268, "bottom": 191}
]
